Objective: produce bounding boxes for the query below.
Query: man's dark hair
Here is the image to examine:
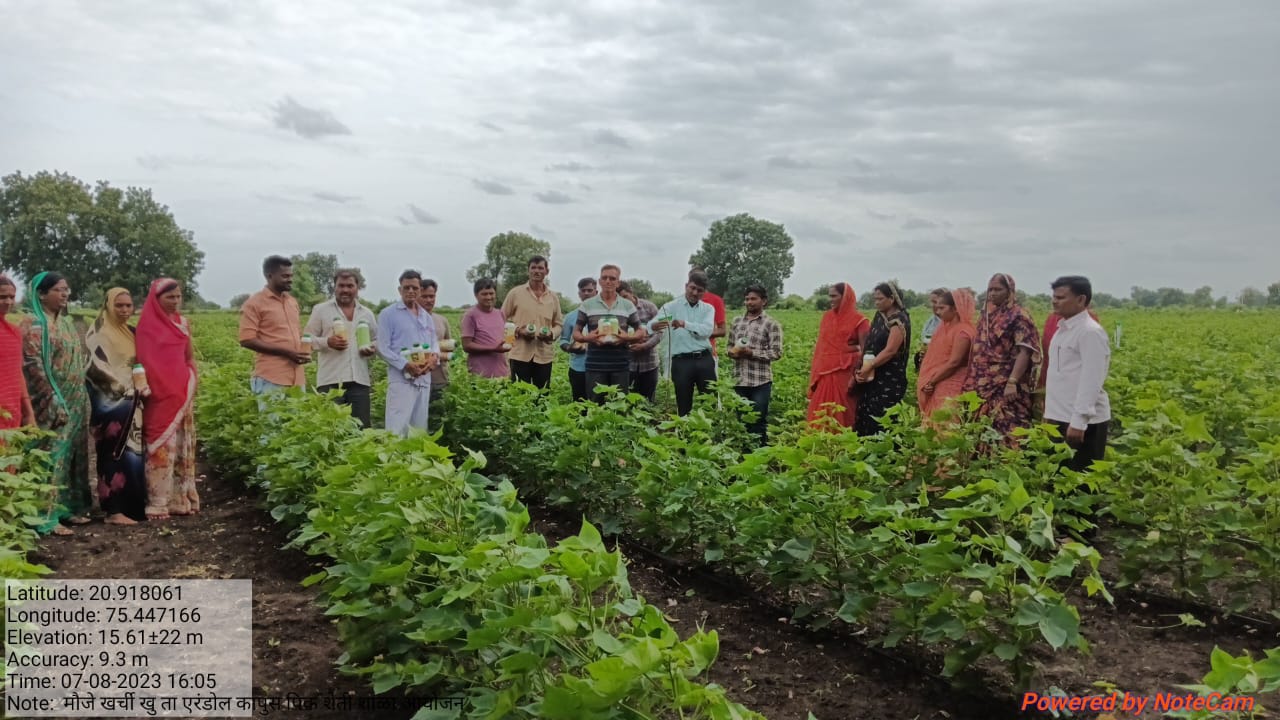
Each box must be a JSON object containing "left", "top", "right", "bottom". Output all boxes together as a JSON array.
[
  {"left": 1051, "top": 275, "right": 1093, "bottom": 305},
  {"left": 263, "top": 255, "right": 292, "bottom": 276},
  {"left": 473, "top": 278, "right": 497, "bottom": 295},
  {"left": 528, "top": 255, "right": 548, "bottom": 268},
  {"left": 333, "top": 268, "right": 363, "bottom": 285},
  {"left": 398, "top": 269, "right": 423, "bottom": 285},
  {"left": 744, "top": 284, "right": 768, "bottom": 301},
  {"left": 0, "top": 275, "right": 15, "bottom": 291},
  {"left": 688, "top": 271, "right": 709, "bottom": 289},
  {"left": 616, "top": 281, "right": 632, "bottom": 294},
  {"left": 577, "top": 277, "right": 596, "bottom": 290},
  {"left": 421, "top": 278, "right": 438, "bottom": 291}
]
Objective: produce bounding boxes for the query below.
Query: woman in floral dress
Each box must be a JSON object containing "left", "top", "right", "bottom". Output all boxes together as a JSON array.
[{"left": 20, "top": 272, "right": 92, "bottom": 535}]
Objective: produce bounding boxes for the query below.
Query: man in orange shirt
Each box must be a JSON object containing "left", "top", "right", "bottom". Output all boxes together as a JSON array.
[{"left": 238, "top": 255, "right": 311, "bottom": 395}]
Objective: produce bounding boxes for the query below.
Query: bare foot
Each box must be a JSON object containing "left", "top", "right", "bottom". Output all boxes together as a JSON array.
[
  {"left": 146, "top": 513, "right": 169, "bottom": 521},
  {"left": 105, "top": 514, "right": 138, "bottom": 526},
  {"left": 52, "top": 525, "right": 74, "bottom": 536},
  {"left": 67, "top": 515, "right": 92, "bottom": 525}
]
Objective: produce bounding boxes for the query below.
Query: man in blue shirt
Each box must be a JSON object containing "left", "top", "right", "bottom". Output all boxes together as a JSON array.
[
  {"left": 377, "top": 270, "right": 438, "bottom": 436},
  {"left": 559, "top": 276, "right": 598, "bottom": 402},
  {"left": 648, "top": 271, "right": 716, "bottom": 416}
]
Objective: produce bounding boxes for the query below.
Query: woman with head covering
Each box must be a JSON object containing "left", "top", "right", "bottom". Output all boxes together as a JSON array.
[
  {"left": 806, "top": 283, "right": 870, "bottom": 429},
  {"left": 917, "top": 288, "right": 978, "bottom": 420},
  {"left": 852, "top": 281, "right": 912, "bottom": 436},
  {"left": 19, "top": 272, "right": 92, "bottom": 535},
  {"left": 962, "top": 273, "right": 1042, "bottom": 442},
  {"left": 1, "top": 275, "right": 36, "bottom": 429},
  {"left": 135, "top": 278, "right": 199, "bottom": 519},
  {"left": 85, "top": 288, "right": 147, "bottom": 525}
]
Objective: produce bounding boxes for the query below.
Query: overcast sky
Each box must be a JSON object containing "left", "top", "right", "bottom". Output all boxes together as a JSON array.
[{"left": 2, "top": 0, "right": 1277, "bottom": 306}]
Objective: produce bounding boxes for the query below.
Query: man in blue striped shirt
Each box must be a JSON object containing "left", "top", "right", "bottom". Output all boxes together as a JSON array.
[{"left": 648, "top": 271, "right": 716, "bottom": 416}]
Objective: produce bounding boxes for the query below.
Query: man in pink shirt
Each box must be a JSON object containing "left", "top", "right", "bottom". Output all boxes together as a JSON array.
[{"left": 461, "top": 278, "right": 510, "bottom": 379}]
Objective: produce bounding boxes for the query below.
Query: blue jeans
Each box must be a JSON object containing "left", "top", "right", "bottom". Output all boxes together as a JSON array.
[{"left": 734, "top": 382, "right": 772, "bottom": 446}]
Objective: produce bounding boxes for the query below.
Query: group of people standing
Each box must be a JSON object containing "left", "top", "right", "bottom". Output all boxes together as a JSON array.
[
  {"left": 807, "top": 273, "right": 1111, "bottom": 470},
  {"left": 238, "top": 255, "right": 785, "bottom": 445},
  {"left": 0, "top": 272, "right": 199, "bottom": 535}
]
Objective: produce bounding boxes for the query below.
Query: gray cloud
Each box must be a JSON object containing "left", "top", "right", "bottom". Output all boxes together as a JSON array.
[
  {"left": 313, "top": 191, "right": 359, "bottom": 204},
  {"left": 534, "top": 190, "right": 574, "bottom": 204},
  {"left": 767, "top": 155, "right": 812, "bottom": 170},
  {"left": 681, "top": 210, "right": 721, "bottom": 224},
  {"left": 901, "top": 217, "right": 939, "bottom": 230},
  {"left": 866, "top": 209, "right": 897, "bottom": 221},
  {"left": 592, "top": 129, "right": 630, "bottom": 148},
  {"left": 838, "top": 172, "right": 955, "bottom": 195},
  {"left": 478, "top": 120, "right": 503, "bottom": 132},
  {"left": 398, "top": 203, "right": 440, "bottom": 225},
  {"left": 472, "top": 179, "right": 515, "bottom": 196},
  {"left": 270, "top": 96, "right": 351, "bottom": 139},
  {"left": 531, "top": 224, "right": 556, "bottom": 238},
  {"left": 546, "top": 161, "right": 595, "bottom": 172}
]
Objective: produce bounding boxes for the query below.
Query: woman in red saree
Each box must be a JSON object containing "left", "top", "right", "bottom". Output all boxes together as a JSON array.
[
  {"left": 0, "top": 276, "right": 36, "bottom": 429},
  {"left": 963, "top": 273, "right": 1041, "bottom": 442},
  {"left": 806, "top": 283, "right": 870, "bottom": 429},
  {"left": 917, "top": 287, "right": 977, "bottom": 420},
  {"left": 136, "top": 278, "right": 199, "bottom": 519}
]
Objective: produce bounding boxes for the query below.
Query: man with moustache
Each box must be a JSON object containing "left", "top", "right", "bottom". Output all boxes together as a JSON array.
[
  {"left": 1044, "top": 275, "right": 1111, "bottom": 472},
  {"left": 501, "top": 255, "right": 563, "bottom": 388},
  {"left": 304, "top": 269, "right": 378, "bottom": 428},
  {"left": 727, "top": 284, "right": 784, "bottom": 445},
  {"left": 377, "top": 270, "right": 437, "bottom": 435},
  {"left": 239, "top": 255, "right": 310, "bottom": 395},
  {"left": 648, "top": 271, "right": 716, "bottom": 416}
]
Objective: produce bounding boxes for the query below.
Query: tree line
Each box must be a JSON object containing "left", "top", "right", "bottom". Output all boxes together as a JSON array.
[{"left": 4, "top": 170, "right": 1276, "bottom": 312}]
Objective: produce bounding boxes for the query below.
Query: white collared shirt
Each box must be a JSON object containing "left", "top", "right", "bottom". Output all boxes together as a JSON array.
[
  {"left": 304, "top": 298, "right": 378, "bottom": 387},
  {"left": 1045, "top": 310, "right": 1111, "bottom": 430}
]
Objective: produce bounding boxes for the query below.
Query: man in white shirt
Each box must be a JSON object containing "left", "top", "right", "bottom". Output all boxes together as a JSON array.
[
  {"left": 304, "top": 269, "right": 378, "bottom": 427},
  {"left": 1045, "top": 275, "right": 1111, "bottom": 472}
]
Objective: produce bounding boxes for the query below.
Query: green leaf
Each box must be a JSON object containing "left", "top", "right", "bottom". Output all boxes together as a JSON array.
[
  {"left": 1038, "top": 603, "right": 1079, "bottom": 650},
  {"left": 778, "top": 538, "right": 814, "bottom": 562},
  {"left": 539, "top": 686, "right": 583, "bottom": 719},
  {"left": 621, "top": 638, "right": 663, "bottom": 673},
  {"left": 902, "top": 581, "right": 940, "bottom": 598},
  {"left": 592, "top": 629, "right": 625, "bottom": 654}
]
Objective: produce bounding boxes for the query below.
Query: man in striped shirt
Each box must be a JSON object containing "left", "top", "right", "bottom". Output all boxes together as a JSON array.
[{"left": 573, "top": 264, "right": 645, "bottom": 403}]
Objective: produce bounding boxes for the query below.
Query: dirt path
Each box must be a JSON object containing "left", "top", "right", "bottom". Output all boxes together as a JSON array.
[{"left": 28, "top": 462, "right": 406, "bottom": 720}]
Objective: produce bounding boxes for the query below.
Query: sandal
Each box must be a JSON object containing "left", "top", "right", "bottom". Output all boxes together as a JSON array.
[
  {"left": 67, "top": 515, "right": 92, "bottom": 525},
  {"left": 52, "top": 526, "right": 74, "bottom": 536}
]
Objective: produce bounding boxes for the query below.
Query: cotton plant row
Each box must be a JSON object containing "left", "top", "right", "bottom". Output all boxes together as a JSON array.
[
  {"left": 196, "top": 364, "right": 763, "bottom": 720},
  {"left": 440, "top": 375, "right": 1111, "bottom": 689}
]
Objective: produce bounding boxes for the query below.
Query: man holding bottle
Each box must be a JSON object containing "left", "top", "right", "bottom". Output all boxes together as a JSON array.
[
  {"left": 378, "top": 270, "right": 438, "bottom": 436},
  {"left": 305, "top": 269, "right": 378, "bottom": 428}
]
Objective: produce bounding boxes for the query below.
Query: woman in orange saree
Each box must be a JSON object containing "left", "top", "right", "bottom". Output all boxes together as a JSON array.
[
  {"left": 917, "top": 287, "right": 978, "bottom": 420},
  {"left": 806, "top": 283, "right": 870, "bottom": 429}
]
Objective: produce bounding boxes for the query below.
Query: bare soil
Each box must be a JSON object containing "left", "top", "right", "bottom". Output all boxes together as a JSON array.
[{"left": 29, "top": 462, "right": 412, "bottom": 720}]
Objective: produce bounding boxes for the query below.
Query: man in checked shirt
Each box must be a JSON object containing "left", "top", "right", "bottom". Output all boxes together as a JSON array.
[{"left": 727, "top": 284, "right": 783, "bottom": 445}]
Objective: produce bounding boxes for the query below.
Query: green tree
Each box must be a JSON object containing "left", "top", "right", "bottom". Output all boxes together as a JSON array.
[
  {"left": 1191, "top": 286, "right": 1214, "bottom": 308},
  {"left": 466, "top": 231, "right": 551, "bottom": 296},
  {"left": 1155, "top": 287, "right": 1188, "bottom": 307},
  {"left": 688, "top": 213, "right": 794, "bottom": 307},
  {"left": 622, "top": 278, "right": 656, "bottom": 299},
  {"left": 810, "top": 284, "right": 834, "bottom": 311},
  {"left": 288, "top": 257, "right": 323, "bottom": 308},
  {"left": 775, "top": 293, "right": 807, "bottom": 310},
  {"left": 650, "top": 290, "right": 675, "bottom": 307},
  {"left": 1130, "top": 286, "right": 1159, "bottom": 308},
  {"left": 229, "top": 293, "right": 251, "bottom": 309},
  {"left": 289, "top": 252, "right": 347, "bottom": 297},
  {"left": 0, "top": 171, "right": 204, "bottom": 303},
  {"left": 1239, "top": 286, "right": 1267, "bottom": 308},
  {"left": 1268, "top": 282, "right": 1280, "bottom": 307}
]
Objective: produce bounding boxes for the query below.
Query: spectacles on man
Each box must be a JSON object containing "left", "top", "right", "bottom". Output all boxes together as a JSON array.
[{"left": 600, "top": 275, "right": 619, "bottom": 281}]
